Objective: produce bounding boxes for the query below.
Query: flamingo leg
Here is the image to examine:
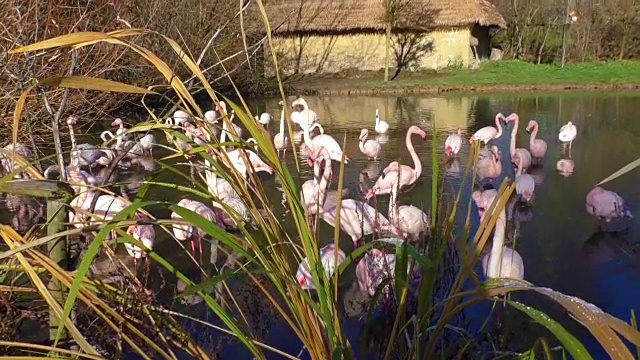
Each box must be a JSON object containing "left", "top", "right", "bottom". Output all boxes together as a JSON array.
[
  {"left": 198, "top": 235, "right": 203, "bottom": 264},
  {"left": 190, "top": 238, "right": 197, "bottom": 260}
]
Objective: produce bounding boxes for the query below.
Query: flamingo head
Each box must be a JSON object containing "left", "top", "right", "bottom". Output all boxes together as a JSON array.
[
  {"left": 365, "top": 187, "right": 376, "bottom": 200},
  {"left": 505, "top": 113, "right": 519, "bottom": 123},
  {"left": 296, "top": 273, "right": 309, "bottom": 289},
  {"left": 495, "top": 113, "right": 506, "bottom": 123},
  {"left": 359, "top": 129, "right": 369, "bottom": 141},
  {"left": 67, "top": 116, "right": 78, "bottom": 126},
  {"left": 457, "top": 128, "right": 462, "bottom": 136},
  {"left": 567, "top": 121, "right": 573, "bottom": 126},
  {"left": 409, "top": 125, "right": 427, "bottom": 139},
  {"left": 445, "top": 145, "right": 453, "bottom": 156},
  {"left": 251, "top": 157, "right": 273, "bottom": 175},
  {"left": 526, "top": 120, "right": 537, "bottom": 134},
  {"left": 111, "top": 118, "right": 123, "bottom": 127}
]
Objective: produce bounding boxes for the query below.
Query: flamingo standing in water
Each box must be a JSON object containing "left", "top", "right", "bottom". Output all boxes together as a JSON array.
[
  {"left": 66, "top": 116, "right": 113, "bottom": 168},
  {"left": 445, "top": 129, "right": 462, "bottom": 156},
  {"left": 293, "top": 123, "right": 324, "bottom": 144},
  {"left": 171, "top": 198, "right": 223, "bottom": 262},
  {"left": 586, "top": 187, "right": 633, "bottom": 228},
  {"left": 273, "top": 101, "right": 290, "bottom": 157},
  {"left": 359, "top": 129, "right": 381, "bottom": 160},
  {"left": 124, "top": 215, "right": 155, "bottom": 267},
  {"left": 525, "top": 120, "right": 547, "bottom": 162},
  {"left": 255, "top": 112, "right": 272, "bottom": 127},
  {"left": 469, "top": 113, "right": 505, "bottom": 145},
  {"left": 291, "top": 97, "right": 318, "bottom": 130},
  {"left": 296, "top": 244, "right": 346, "bottom": 289},
  {"left": 301, "top": 147, "right": 330, "bottom": 215},
  {"left": 515, "top": 160, "right": 535, "bottom": 203},
  {"left": 374, "top": 109, "right": 389, "bottom": 134},
  {"left": 558, "top": 121, "right": 577, "bottom": 154},
  {"left": 302, "top": 119, "right": 349, "bottom": 163},
  {"left": 506, "top": 113, "right": 532, "bottom": 171},
  {"left": 366, "top": 125, "right": 426, "bottom": 199},
  {"left": 388, "top": 179, "right": 429, "bottom": 240},
  {"left": 356, "top": 248, "right": 409, "bottom": 300},
  {"left": 481, "top": 203, "right": 524, "bottom": 280},
  {"left": 475, "top": 145, "right": 502, "bottom": 181}
]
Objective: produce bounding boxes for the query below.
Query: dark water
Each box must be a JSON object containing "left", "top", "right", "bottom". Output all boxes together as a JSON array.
[{"left": 3, "top": 92, "right": 640, "bottom": 358}]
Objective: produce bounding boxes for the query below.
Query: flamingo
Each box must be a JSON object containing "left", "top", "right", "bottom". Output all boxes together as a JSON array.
[
  {"left": 469, "top": 113, "right": 505, "bottom": 144},
  {"left": 481, "top": 203, "right": 524, "bottom": 280},
  {"left": 365, "top": 125, "right": 426, "bottom": 199},
  {"left": 291, "top": 97, "right": 318, "bottom": 130},
  {"left": 374, "top": 109, "right": 389, "bottom": 134},
  {"left": 173, "top": 110, "right": 191, "bottom": 126},
  {"left": 358, "top": 129, "right": 381, "bottom": 160},
  {"left": 471, "top": 188, "right": 498, "bottom": 222},
  {"left": 558, "top": 121, "right": 577, "bottom": 154},
  {"left": 525, "top": 120, "right": 547, "bottom": 162},
  {"left": 475, "top": 145, "right": 502, "bottom": 181},
  {"left": 515, "top": 160, "right": 535, "bottom": 203},
  {"left": 66, "top": 116, "right": 113, "bottom": 167},
  {"left": 303, "top": 120, "right": 349, "bottom": 163},
  {"left": 293, "top": 123, "right": 324, "bottom": 144},
  {"left": 138, "top": 134, "right": 156, "bottom": 156},
  {"left": 296, "top": 244, "right": 346, "bottom": 290},
  {"left": 586, "top": 187, "right": 633, "bottom": 225},
  {"left": 255, "top": 112, "right": 272, "bottom": 127},
  {"left": 506, "top": 113, "right": 532, "bottom": 170},
  {"left": 171, "top": 198, "right": 223, "bottom": 262},
  {"left": 356, "top": 248, "right": 408, "bottom": 299},
  {"left": 388, "top": 180, "right": 430, "bottom": 240},
  {"left": 273, "top": 101, "right": 290, "bottom": 157},
  {"left": 124, "top": 217, "right": 155, "bottom": 267},
  {"left": 301, "top": 147, "right": 330, "bottom": 215},
  {"left": 217, "top": 104, "right": 243, "bottom": 140},
  {"left": 111, "top": 118, "right": 131, "bottom": 142},
  {"left": 445, "top": 128, "right": 462, "bottom": 156}
]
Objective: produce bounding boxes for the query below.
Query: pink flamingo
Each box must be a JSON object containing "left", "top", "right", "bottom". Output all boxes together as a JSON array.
[
  {"left": 471, "top": 188, "right": 498, "bottom": 222},
  {"left": 365, "top": 125, "right": 426, "bottom": 199},
  {"left": 525, "top": 120, "right": 547, "bottom": 161},
  {"left": 301, "top": 147, "right": 331, "bottom": 215},
  {"left": 586, "top": 187, "right": 633, "bottom": 223},
  {"left": 515, "top": 160, "right": 535, "bottom": 203},
  {"left": 475, "top": 145, "right": 502, "bottom": 180},
  {"left": 469, "top": 113, "right": 505, "bottom": 144},
  {"left": 125, "top": 215, "right": 155, "bottom": 267},
  {"left": 355, "top": 248, "right": 410, "bottom": 301},
  {"left": 359, "top": 129, "right": 381, "bottom": 160},
  {"left": 506, "top": 113, "right": 532, "bottom": 170},
  {"left": 296, "top": 244, "right": 346, "bottom": 289},
  {"left": 388, "top": 180, "right": 430, "bottom": 240},
  {"left": 302, "top": 120, "right": 349, "bottom": 163},
  {"left": 171, "top": 198, "right": 223, "bottom": 262},
  {"left": 445, "top": 128, "right": 462, "bottom": 156}
]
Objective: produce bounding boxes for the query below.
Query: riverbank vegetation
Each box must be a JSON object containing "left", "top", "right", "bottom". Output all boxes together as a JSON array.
[
  {"left": 287, "top": 60, "right": 640, "bottom": 94},
  {"left": 2, "top": 22, "right": 640, "bottom": 359}
]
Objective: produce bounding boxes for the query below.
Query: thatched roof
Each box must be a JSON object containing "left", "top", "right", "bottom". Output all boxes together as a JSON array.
[{"left": 267, "top": 0, "right": 507, "bottom": 35}]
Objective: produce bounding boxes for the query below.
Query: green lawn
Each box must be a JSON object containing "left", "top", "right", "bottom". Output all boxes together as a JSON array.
[{"left": 287, "top": 60, "right": 640, "bottom": 94}]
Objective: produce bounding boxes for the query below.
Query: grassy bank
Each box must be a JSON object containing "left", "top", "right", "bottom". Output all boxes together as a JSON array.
[{"left": 286, "top": 60, "right": 640, "bottom": 95}]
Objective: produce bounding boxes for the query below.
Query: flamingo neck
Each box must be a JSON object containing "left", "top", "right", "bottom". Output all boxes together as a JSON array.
[
  {"left": 279, "top": 105, "right": 285, "bottom": 136},
  {"left": 515, "top": 159, "right": 524, "bottom": 177},
  {"left": 67, "top": 124, "right": 81, "bottom": 169},
  {"left": 494, "top": 116, "right": 503, "bottom": 138},
  {"left": 510, "top": 117, "right": 519, "bottom": 156},
  {"left": 302, "top": 122, "right": 314, "bottom": 149},
  {"left": 204, "top": 158, "right": 219, "bottom": 196},
  {"left": 375, "top": 112, "right": 380, "bottom": 126},
  {"left": 529, "top": 123, "right": 538, "bottom": 147},
  {"left": 487, "top": 208, "right": 506, "bottom": 278},
  {"left": 317, "top": 150, "right": 332, "bottom": 205},
  {"left": 406, "top": 129, "right": 422, "bottom": 178}
]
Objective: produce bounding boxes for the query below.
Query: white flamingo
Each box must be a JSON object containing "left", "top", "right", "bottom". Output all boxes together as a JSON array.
[
  {"left": 255, "top": 112, "right": 272, "bottom": 127},
  {"left": 296, "top": 244, "right": 346, "bottom": 290},
  {"left": 124, "top": 216, "right": 155, "bottom": 266},
  {"left": 291, "top": 97, "right": 318, "bottom": 130},
  {"left": 273, "top": 101, "right": 290, "bottom": 157},
  {"left": 171, "top": 198, "right": 223, "bottom": 262},
  {"left": 359, "top": 129, "right": 381, "bottom": 160},
  {"left": 374, "top": 109, "right": 389, "bottom": 134},
  {"left": 301, "top": 147, "right": 330, "bottom": 215},
  {"left": 469, "top": 113, "right": 505, "bottom": 144},
  {"left": 366, "top": 125, "right": 426, "bottom": 198},
  {"left": 67, "top": 117, "right": 113, "bottom": 167},
  {"left": 303, "top": 121, "right": 349, "bottom": 163},
  {"left": 388, "top": 180, "right": 430, "bottom": 240},
  {"left": 481, "top": 203, "right": 524, "bottom": 280},
  {"left": 111, "top": 118, "right": 131, "bottom": 142},
  {"left": 293, "top": 123, "right": 324, "bottom": 144},
  {"left": 445, "top": 129, "right": 462, "bottom": 156},
  {"left": 558, "top": 121, "right": 577, "bottom": 153}
]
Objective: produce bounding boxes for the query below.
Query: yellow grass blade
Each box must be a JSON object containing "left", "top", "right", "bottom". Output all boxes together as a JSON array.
[
  {"left": 0, "top": 226, "right": 99, "bottom": 355},
  {"left": 38, "top": 76, "right": 156, "bottom": 94},
  {"left": 597, "top": 157, "right": 640, "bottom": 186},
  {"left": 0, "top": 341, "right": 103, "bottom": 359}
]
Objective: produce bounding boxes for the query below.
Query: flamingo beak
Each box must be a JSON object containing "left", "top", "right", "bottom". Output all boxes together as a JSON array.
[
  {"left": 365, "top": 189, "right": 375, "bottom": 200},
  {"left": 256, "top": 162, "right": 273, "bottom": 174},
  {"left": 297, "top": 275, "right": 307, "bottom": 288},
  {"left": 343, "top": 155, "right": 351, "bottom": 164},
  {"left": 307, "top": 157, "right": 314, "bottom": 167}
]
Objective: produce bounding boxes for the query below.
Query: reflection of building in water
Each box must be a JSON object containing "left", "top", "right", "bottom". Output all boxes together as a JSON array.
[{"left": 266, "top": 96, "right": 475, "bottom": 132}]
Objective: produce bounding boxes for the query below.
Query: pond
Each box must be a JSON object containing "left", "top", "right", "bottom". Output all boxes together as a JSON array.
[{"left": 3, "top": 91, "right": 640, "bottom": 358}]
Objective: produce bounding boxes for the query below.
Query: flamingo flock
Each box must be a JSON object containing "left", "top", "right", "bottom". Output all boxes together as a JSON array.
[{"left": 1, "top": 95, "right": 633, "bottom": 301}]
